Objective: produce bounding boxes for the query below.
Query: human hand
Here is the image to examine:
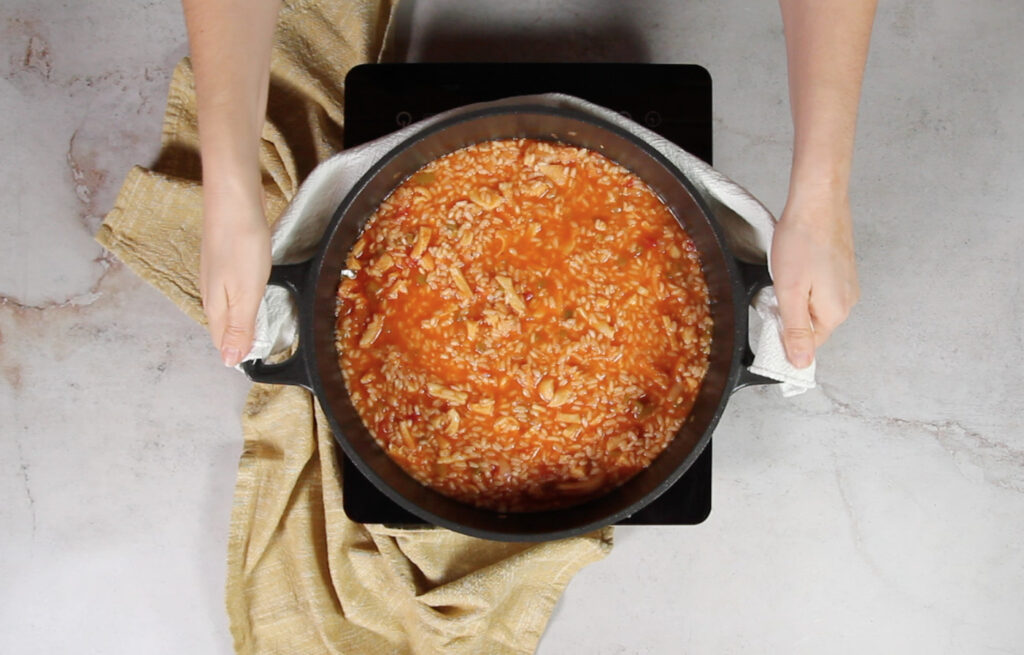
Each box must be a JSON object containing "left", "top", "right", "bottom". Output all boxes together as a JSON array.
[
  {"left": 199, "top": 186, "right": 271, "bottom": 367},
  {"left": 770, "top": 188, "right": 859, "bottom": 368}
]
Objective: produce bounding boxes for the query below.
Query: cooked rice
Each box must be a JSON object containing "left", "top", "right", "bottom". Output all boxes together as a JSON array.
[{"left": 336, "top": 138, "right": 712, "bottom": 512}]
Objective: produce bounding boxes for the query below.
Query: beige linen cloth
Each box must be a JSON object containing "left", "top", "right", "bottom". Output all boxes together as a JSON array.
[{"left": 96, "top": 1, "right": 613, "bottom": 653}]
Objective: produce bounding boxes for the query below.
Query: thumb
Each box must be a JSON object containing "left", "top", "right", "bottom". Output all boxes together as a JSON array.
[
  {"left": 219, "top": 294, "right": 259, "bottom": 367},
  {"left": 776, "top": 285, "right": 815, "bottom": 369}
]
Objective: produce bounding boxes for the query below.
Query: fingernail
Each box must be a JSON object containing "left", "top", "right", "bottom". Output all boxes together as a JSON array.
[
  {"left": 793, "top": 351, "right": 813, "bottom": 368},
  {"left": 222, "top": 348, "right": 243, "bottom": 367}
]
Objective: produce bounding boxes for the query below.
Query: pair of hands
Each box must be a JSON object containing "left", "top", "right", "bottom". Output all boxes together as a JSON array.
[{"left": 199, "top": 182, "right": 858, "bottom": 370}]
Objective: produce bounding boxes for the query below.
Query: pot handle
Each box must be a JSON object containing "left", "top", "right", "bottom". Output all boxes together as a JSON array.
[
  {"left": 733, "top": 260, "right": 780, "bottom": 391},
  {"left": 240, "top": 260, "right": 314, "bottom": 390}
]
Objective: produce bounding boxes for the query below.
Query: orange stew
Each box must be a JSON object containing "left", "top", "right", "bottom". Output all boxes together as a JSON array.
[{"left": 336, "top": 138, "right": 712, "bottom": 512}]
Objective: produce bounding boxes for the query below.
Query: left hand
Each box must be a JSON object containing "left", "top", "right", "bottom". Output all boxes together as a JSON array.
[
  {"left": 770, "top": 187, "right": 860, "bottom": 368},
  {"left": 199, "top": 182, "right": 272, "bottom": 367}
]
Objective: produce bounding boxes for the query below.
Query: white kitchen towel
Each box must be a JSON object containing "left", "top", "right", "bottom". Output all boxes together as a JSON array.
[{"left": 244, "top": 93, "right": 815, "bottom": 396}]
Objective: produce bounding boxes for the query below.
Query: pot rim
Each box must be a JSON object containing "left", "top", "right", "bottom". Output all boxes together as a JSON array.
[{"left": 270, "top": 102, "right": 757, "bottom": 541}]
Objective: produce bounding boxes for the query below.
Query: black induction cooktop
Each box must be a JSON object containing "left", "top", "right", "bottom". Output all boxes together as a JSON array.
[{"left": 341, "top": 63, "right": 712, "bottom": 526}]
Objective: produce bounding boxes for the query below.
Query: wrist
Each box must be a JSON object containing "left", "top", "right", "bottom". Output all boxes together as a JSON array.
[
  {"left": 202, "top": 171, "right": 262, "bottom": 202},
  {"left": 782, "top": 177, "right": 853, "bottom": 232},
  {"left": 199, "top": 143, "right": 262, "bottom": 199},
  {"left": 201, "top": 173, "right": 266, "bottom": 231},
  {"left": 787, "top": 135, "right": 854, "bottom": 205},
  {"left": 786, "top": 168, "right": 850, "bottom": 216}
]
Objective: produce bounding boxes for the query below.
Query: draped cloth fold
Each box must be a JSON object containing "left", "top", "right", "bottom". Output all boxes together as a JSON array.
[{"left": 96, "top": 2, "right": 613, "bottom": 653}]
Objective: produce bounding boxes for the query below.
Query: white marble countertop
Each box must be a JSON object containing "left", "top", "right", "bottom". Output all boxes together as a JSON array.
[{"left": 2, "top": 1, "right": 1022, "bottom": 653}]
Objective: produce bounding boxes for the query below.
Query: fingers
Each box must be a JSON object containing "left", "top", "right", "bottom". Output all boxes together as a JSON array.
[
  {"left": 203, "top": 286, "right": 228, "bottom": 353},
  {"left": 776, "top": 282, "right": 816, "bottom": 369},
  {"left": 810, "top": 300, "right": 852, "bottom": 349},
  {"left": 202, "top": 282, "right": 260, "bottom": 367},
  {"left": 219, "top": 291, "right": 261, "bottom": 367},
  {"left": 812, "top": 322, "right": 834, "bottom": 349}
]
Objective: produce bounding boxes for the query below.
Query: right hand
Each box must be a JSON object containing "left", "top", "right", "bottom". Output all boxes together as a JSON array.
[
  {"left": 770, "top": 185, "right": 859, "bottom": 368},
  {"left": 199, "top": 185, "right": 271, "bottom": 367}
]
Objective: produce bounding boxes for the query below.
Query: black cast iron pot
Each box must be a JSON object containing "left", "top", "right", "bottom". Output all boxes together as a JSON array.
[{"left": 243, "top": 103, "right": 776, "bottom": 542}]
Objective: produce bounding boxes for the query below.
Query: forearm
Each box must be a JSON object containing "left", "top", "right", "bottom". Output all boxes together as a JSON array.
[
  {"left": 779, "top": 0, "right": 877, "bottom": 204},
  {"left": 182, "top": 0, "right": 282, "bottom": 210}
]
